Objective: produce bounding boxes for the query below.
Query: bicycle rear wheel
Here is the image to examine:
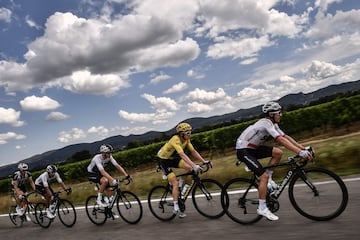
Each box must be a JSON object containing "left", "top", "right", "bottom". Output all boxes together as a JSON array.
[
  {"left": 192, "top": 178, "right": 225, "bottom": 219},
  {"left": 35, "top": 202, "right": 52, "bottom": 228},
  {"left": 57, "top": 199, "right": 77, "bottom": 227},
  {"left": 289, "top": 167, "right": 348, "bottom": 221},
  {"left": 85, "top": 195, "right": 107, "bottom": 225},
  {"left": 221, "top": 178, "right": 262, "bottom": 225},
  {"left": 116, "top": 191, "right": 143, "bottom": 224},
  {"left": 148, "top": 185, "right": 176, "bottom": 221},
  {"left": 8, "top": 205, "right": 24, "bottom": 227}
]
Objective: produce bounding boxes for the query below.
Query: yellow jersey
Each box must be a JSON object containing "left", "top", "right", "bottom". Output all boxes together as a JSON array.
[{"left": 157, "top": 135, "right": 195, "bottom": 159}]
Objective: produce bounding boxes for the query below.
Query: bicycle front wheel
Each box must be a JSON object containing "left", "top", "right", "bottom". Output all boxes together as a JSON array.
[
  {"left": 57, "top": 199, "right": 77, "bottom": 227},
  {"left": 289, "top": 167, "right": 348, "bottom": 221},
  {"left": 192, "top": 178, "right": 225, "bottom": 219},
  {"left": 25, "top": 202, "right": 38, "bottom": 224},
  {"left": 85, "top": 195, "right": 107, "bottom": 225},
  {"left": 8, "top": 205, "right": 24, "bottom": 227},
  {"left": 148, "top": 185, "right": 176, "bottom": 221},
  {"left": 221, "top": 178, "right": 262, "bottom": 225},
  {"left": 35, "top": 202, "right": 52, "bottom": 228},
  {"left": 117, "top": 191, "right": 143, "bottom": 224}
]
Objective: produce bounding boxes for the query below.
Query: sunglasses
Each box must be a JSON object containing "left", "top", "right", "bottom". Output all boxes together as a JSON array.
[{"left": 182, "top": 131, "right": 192, "bottom": 135}]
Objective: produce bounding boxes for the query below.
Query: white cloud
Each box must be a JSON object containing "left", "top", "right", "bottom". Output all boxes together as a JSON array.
[
  {"left": 58, "top": 128, "right": 86, "bottom": 143},
  {"left": 187, "top": 69, "right": 205, "bottom": 79},
  {"left": 0, "top": 7, "right": 11, "bottom": 23},
  {"left": 150, "top": 72, "right": 171, "bottom": 84},
  {"left": 118, "top": 109, "right": 175, "bottom": 124},
  {"left": 0, "top": 132, "right": 26, "bottom": 145},
  {"left": 186, "top": 88, "right": 228, "bottom": 104},
  {"left": 0, "top": 107, "right": 25, "bottom": 127},
  {"left": 25, "top": 15, "right": 42, "bottom": 30},
  {"left": 46, "top": 112, "right": 70, "bottom": 121},
  {"left": 163, "top": 82, "right": 188, "bottom": 94},
  {"left": 61, "top": 70, "right": 130, "bottom": 96},
  {"left": 305, "top": 60, "right": 342, "bottom": 80},
  {"left": 20, "top": 95, "right": 61, "bottom": 111},
  {"left": 142, "top": 93, "right": 180, "bottom": 111},
  {"left": 187, "top": 101, "right": 212, "bottom": 114},
  {"left": 88, "top": 126, "right": 109, "bottom": 137}
]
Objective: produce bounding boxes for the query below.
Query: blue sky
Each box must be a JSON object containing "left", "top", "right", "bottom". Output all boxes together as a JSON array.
[{"left": 1, "top": 0, "right": 360, "bottom": 166}]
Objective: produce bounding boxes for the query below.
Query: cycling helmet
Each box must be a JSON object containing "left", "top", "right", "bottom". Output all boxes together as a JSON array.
[
  {"left": 46, "top": 164, "right": 57, "bottom": 173},
  {"left": 99, "top": 144, "right": 113, "bottom": 153},
  {"left": 176, "top": 122, "right": 192, "bottom": 133},
  {"left": 262, "top": 101, "right": 282, "bottom": 113},
  {"left": 18, "top": 163, "right": 28, "bottom": 171}
]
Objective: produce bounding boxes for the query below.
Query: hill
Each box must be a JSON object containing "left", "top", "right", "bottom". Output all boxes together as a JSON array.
[{"left": 1, "top": 80, "right": 360, "bottom": 179}]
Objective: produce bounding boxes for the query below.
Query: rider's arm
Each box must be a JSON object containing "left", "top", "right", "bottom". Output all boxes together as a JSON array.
[
  {"left": 178, "top": 152, "right": 197, "bottom": 168},
  {"left": 276, "top": 135, "right": 312, "bottom": 160},
  {"left": 13, "top": 181, "right": 22, "bottom": 195},
  {"left": 29, "top": 177, "right": 36, "bottom": 191},
  {"left": 283, "top": 135, "right": 306, "bottom": 150},
  {"left": 110, "top": 156, "right": 129, "bottom": 177},
  {"left": 190, "top": 149, "right": 206, "bottom": 163}
]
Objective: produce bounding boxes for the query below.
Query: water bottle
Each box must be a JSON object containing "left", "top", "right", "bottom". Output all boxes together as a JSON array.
[
  {"left": 181, "top": 184, "right": 190, "bottom": 196},
  {"left": 50, "top": 202, "right": 56, "bottom": 213}
]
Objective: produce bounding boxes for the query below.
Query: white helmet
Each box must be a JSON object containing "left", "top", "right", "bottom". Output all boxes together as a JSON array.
[
  {"left": 99, "top": 144, "right": 113, "bottom": 153},
  {"left": 46, "top": 164, "right": 57, "bottom": 173},
  {"left": 262, "top": 101, "right": 282, "bottom": 113},
  {"left": 18, "top": 163, "right": 28, "bottom": 171}
]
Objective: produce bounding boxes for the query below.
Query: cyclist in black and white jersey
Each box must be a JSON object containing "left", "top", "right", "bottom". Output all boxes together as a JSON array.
[
  {"left": 87, "top": 144, "right": 130, "bottom": 207},
  {"left": 11, "top": 163, "right": 36, "bottom": 217},
  {"left": 35, "top": 165, "right": 70, "bottom": 219},
  {"left": 236, "top": 101, "right": 313, "bottom": 221}
]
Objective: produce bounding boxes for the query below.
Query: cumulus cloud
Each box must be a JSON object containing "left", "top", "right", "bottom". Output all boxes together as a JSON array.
[
  {"left": 46, "top": 112, "right": 70, "bottom": 121},
  {"left": 58, "top": 128, "right": 86, "bottom": 143},
  {"left": 163, "top": 82, "right": 188, "bottom": 94},
  {"left": 142, "top": 93, "right": 180, "bottom": 111},
  {"left": 20, "top": 95, "right": 61, "bottom": 111},
  {"left": 187, "top": 101, "right": 212, "bottom": 114},
  {"left": 61, "top": 70, "right": 130, "bottom": 96},
  {"left": 88, "top": 126, "right": 109, "bottom": 137},
  {"left": 150, "top": 72, "right": 171, "bottom": 85},
  {"left": 186, "top": 88, "right": 228, "bottom": 104},
  {"left": 305, "top": 60, "right": 342, "bottom": 80},
  {"left": 118, "top": 109, "right": 175, "bottom": 124},
  {"left": 0, "top": 7, "right": 11, "bottom": 23},
  {"left": 0, "top": 107, "right": 25, "bottom": 127},
  {"left": 0, "top": 132, "right": 26, "bottom": 144}
]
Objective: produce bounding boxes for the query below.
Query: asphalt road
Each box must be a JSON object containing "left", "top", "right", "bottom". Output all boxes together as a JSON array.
[{"left": 1, "top": 176, "right": 359, "bottom": 240}]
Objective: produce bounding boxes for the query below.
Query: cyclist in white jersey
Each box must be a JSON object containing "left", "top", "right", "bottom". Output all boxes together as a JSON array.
[
  {"left": 35, "top": 165, "right": 70, "bottom": 219},
  {"left": 236, "top": 101, "right": 313, "bottom": 221},
  {"left": 87, "top": 144, "right": 130, "bottom": 207}
]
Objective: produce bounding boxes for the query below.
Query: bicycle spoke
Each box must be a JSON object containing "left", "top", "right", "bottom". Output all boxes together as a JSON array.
[
  {"left": 117, "top": 191, "right": 143, "bottom": 224},
  {"left": 148, "top": 185, "right": 176, "bottom": 221},
  {"left": 58, "top": 199, "right": 77, "bottom": 227},
  {"left": 85, "top": 195, "right": 107, "bottom": 225},
  {"left": 289, "top": 168, "right": 348, "bottom": 221}
]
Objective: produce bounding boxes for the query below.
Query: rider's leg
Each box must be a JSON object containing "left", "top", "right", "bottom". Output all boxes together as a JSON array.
[
  {"left": 267, "top": 147, "right": 282, "bottom": 187},
  {"left": 168, "top": 173, "right": 179, "bottom": 211}
]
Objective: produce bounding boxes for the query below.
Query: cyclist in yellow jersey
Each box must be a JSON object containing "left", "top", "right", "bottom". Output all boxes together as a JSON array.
[{"left": 157, "top": 122, "right": 209, "bottom": 218}]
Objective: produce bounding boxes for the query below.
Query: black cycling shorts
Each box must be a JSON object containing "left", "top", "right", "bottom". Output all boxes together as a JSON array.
[
  {"left": 236, "top": 146, "right": 273, "bottom": 177},
  {"left": 157, "top": 157, "right": 181, "bottom": 176}
]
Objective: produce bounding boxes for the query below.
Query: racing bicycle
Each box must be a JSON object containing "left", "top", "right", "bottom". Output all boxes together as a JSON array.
[
  {"left": 148, "top": 162, "right": 225, "bottom": 221},
  {"left": 35, "top": 188, "right": 76, "bottom": 228},
  {"left": 85, "top": 177, "right": 143, "bottom": 225},
  {"left": 221, "top": 148, "right": 348, "bottom": 224},
  {"left": 9, "top": 191, "right": 38, "bottom": 227}
]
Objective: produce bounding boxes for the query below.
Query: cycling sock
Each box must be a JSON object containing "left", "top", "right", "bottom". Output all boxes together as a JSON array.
[
  {"left": 173, "top": 201, "right": 179, "bottom": 211},
  {"left": 259, "top": 199, "right": 266, "bottom": 210}
]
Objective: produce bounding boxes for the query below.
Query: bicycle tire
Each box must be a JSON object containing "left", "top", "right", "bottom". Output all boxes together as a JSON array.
[
  {"left": 288, "top": 167, "right": 348, "bottom": 221},
  {"left": 148, "top": 185, "right": 176, "bottom": 221},
  {"left": 221, "top": 177, "right": 262, "bottom": 225},
  {"left": 116, "top": 191, "right": 143, "bottom": 224},
  {"left": 192, "top": 178, "right": 225, "bottom": 219},
  {"left": 8, "top": 205, "right": 24, "bottom": 227},
  {"left": 35, "top": 202, "right": 52, "bottom": 228},
  {"left": 25, "top": 202, "right": 38, "bottom": 224},
  {"left": 85, "top": 195, "right": 107, "bottom": 225},
  {"left": 57, "top": 199, "right": 77, "bottom": 227}
]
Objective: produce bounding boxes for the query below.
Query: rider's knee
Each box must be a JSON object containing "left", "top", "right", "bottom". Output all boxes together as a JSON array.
[{"left": 273, "top": 147, "right": 283, "bottom": 159}]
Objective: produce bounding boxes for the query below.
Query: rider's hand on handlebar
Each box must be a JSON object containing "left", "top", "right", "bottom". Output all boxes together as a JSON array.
[
  {"left": 204, "top": 160, "right": 212, "bottom": 167},
  {"left": 111, "top": 179, "right": 118, "bottom": 186},
  {"left": 298, "top": 149, "right": 313, "bottom": 160},
  {"left": 126, "top": 175, "right": 133, "bottom": 182},
  {"left": 65, "top": 188, "right": 72, "bottom": 195},
  {"left": 193, "top": 164, "right": 203, "bottom": 174}
]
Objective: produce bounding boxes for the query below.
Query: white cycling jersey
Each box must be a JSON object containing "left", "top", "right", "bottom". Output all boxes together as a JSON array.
[
  {"left": 236, "top": 118, "right": 285, "bottom": 149},
  {"left": 35, "top": 171, "right": 63, "bottom": 188},
  {"left": 87, "top": 154, "right": 118, "bottom": 173}
]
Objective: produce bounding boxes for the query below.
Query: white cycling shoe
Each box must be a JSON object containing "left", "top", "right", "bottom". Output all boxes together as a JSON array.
[{"left": 257, "top": 207, "right": 279, "bottom": 221}]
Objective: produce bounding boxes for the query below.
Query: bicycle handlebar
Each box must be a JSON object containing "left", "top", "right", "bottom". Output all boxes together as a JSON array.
[{"left": 117, "top": 176, "right": 132, "bottom": 185}]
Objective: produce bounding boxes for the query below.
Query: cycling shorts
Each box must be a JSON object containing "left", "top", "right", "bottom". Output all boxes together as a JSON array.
[{"left": 236, "top": 146, "right": 273, "bottom": 177}]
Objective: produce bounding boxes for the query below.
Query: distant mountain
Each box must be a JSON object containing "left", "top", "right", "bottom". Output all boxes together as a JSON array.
[{"left": 1, "top": 80, "right": 359, "bottom": 179}]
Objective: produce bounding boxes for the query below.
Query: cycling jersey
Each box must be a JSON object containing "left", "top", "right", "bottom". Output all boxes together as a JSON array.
[
  {"left": 236, "top": 118, "right": 285, "bottom": 149},
  {"left": 157, "top": 135, "right": 195, "bottom": 159},
  {"left": 87, "top": 154, "right": 118, "bottom": 173},
  {"left": 12, "top": 170, "right": 32, "bottom": 188},
  {"left": 35, "top": 171, "right": 63, "bottom": 188}
]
